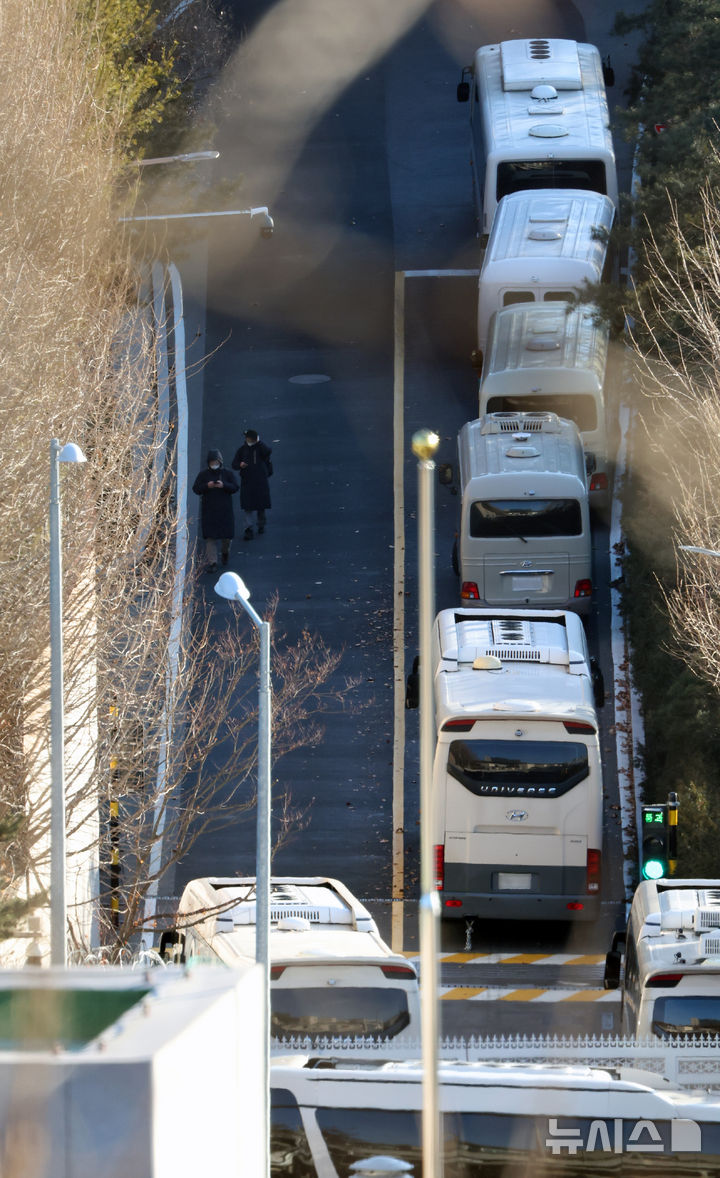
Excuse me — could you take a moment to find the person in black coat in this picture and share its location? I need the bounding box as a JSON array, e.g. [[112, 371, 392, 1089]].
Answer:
[[192, 449, 239, 571], [231, 429, 272, 541]]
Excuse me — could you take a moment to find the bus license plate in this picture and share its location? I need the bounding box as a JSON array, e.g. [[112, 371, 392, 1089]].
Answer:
[[497, 873, 533, 890], [512, 575, 543, 592]]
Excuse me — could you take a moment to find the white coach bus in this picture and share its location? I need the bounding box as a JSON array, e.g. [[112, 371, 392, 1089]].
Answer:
[[605, 879, 720, 1040], [161, 876, 420, 1043], [475, 188, 615, 360], [408, 607, 604, 922], [457, 37, 618, 238], [479, 301, 612, 508], [271, 1054, 720, 1175], [454, 412, 593, 614]]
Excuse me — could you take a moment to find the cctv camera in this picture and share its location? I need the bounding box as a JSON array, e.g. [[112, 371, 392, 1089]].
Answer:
[[260, 224, 274, 239]]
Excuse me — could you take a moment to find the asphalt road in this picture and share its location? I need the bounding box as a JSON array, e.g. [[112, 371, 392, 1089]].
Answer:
[[172, 0, 646, 1036]]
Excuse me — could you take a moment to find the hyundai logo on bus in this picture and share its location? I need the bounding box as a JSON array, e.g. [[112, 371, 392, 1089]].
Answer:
[[546, 1118, 701, 1155], [506, 810, 528, 822]]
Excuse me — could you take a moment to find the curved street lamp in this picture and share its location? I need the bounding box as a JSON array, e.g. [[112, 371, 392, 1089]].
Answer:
[[214, 571, 271, 1178]]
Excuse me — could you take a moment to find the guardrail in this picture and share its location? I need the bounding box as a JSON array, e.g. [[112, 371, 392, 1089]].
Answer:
[[272, 1034, 720, 1089]]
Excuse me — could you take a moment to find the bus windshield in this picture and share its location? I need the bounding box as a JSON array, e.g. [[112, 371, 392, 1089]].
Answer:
[[470, 499, 583, 538], [447, 739, 590, 797], [497, 159, 608, 201], [271, 987, 410, 1041], [486, 394, 598, 433], [652, 995, 720, 1038]]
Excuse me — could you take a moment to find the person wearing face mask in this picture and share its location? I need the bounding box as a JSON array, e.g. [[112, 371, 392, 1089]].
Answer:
[[192, 449, 239, 572], [231, 428, 273, 541]]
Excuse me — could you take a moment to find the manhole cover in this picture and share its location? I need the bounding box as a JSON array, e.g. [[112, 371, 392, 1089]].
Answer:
[[288, 373, 331, 385]]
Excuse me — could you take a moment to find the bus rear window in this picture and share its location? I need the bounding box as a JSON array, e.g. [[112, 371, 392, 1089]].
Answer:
[[486, 395, 598, 433], [503, 290, 534, 306], [497, 159, 608, 201], [470, 498, 583, 538], [447, 738, 590, 797], [271, 987, 410, 1042], [651, 995, 720, 1038]]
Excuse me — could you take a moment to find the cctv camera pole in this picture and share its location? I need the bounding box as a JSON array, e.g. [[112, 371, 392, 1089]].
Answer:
[[413, 429, 444, 1178]]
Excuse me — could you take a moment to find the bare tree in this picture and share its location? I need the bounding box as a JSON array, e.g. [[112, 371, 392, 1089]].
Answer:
[[0, 0, 351, 960], [625, 184, 720, 684]]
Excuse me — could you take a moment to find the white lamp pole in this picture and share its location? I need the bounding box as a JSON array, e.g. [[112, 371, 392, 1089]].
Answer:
[[214, 571, 271, 1178], [678, 545, 720, 558], [412, 428, 444, 1178], [132, 151, 220, 166], [49, 439, 86, 967], [119, 206, 275, 238]]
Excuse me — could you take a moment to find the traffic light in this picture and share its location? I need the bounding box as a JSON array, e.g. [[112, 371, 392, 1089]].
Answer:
[[641, 804, 669, 880]]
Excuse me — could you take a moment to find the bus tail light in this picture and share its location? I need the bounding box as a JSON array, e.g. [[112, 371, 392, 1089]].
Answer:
[[445, 899, 463, 908], [586, 848, 601, 894], [434, 845, 445, 891], [380, 964, 417, 980], [564, 720, 597, 734], [270, 965, 286, 980], [590, 472, 608, 493], [441, 718, 475, 732], [574, 578, 592, 599], [647, 973, 683, 988], [461, 581, 480, 600]]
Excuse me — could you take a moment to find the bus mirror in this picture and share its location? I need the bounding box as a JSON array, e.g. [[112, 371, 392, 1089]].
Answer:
[[471, 348, 483, 371], [602, 56, 615, 87], [159, 929, 186, 964], [590, 657, 605, 708], [457, 66, 472, 103], [585, 451, 597, 476], [438, 463, 454, 487]]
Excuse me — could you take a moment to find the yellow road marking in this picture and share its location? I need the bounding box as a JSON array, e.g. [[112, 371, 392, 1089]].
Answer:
[[562, 954, 606, 966], [561, 989, 608, 1002], [500, 953, 552, 965], [499, 989, 547, 1001], [442, 987, 487, 1000], [437, 952, 490, 964]]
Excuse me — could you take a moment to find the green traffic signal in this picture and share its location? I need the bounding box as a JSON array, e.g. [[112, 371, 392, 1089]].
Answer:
[[642, 857, 666, 881], [641, 805, 669, 880]]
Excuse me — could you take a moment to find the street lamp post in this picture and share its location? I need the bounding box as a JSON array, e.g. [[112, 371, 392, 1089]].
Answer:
[[412, 428, 444, 1178], [214, 571, 271, 1178], [678, 545, 720, 558], [119, 205, 275, 238], [132, 151, 220, 167], [49, 439, 86, 968]]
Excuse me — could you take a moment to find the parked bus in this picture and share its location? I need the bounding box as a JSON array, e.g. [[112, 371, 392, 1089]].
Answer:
[[453, 411, 593, 613], [408, 607, 604, 921], [161, 876, 420, 1043], [271, 1054, 720, 1175], [605, 879, 720, 1040], [475, 188, 615, 360], [457, 37, 617, 238], [479, 301, 612, 508]]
